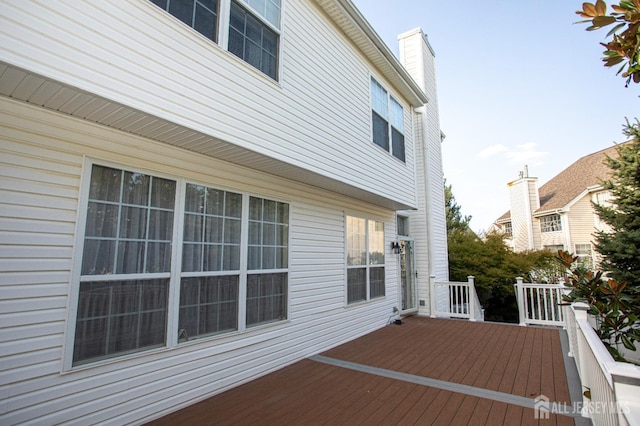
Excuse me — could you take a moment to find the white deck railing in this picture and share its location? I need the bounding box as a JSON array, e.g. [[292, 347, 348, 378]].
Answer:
[[510, 278, 640, 423], [430, 276, 484, 322], [513, 277, 567, 327], [564, 303, 640, 425]]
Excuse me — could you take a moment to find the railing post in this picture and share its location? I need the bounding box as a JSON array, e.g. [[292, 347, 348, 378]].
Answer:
[[429, 275, 436, 318], [468, 276, 476, 322], [515, 277, 526, 326]]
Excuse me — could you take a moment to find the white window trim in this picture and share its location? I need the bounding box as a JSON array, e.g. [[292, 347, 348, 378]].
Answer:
[[344, 214, 387, 306], [63, 158, 291, 371]]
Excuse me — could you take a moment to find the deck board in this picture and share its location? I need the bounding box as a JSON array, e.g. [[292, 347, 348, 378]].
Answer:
[[146, 317, 578, 425]]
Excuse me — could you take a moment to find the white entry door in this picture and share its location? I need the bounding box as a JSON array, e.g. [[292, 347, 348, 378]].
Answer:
[[400, 240, 417, 312]]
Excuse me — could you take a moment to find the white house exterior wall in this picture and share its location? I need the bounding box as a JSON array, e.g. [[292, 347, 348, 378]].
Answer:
[[0, 0, 418, 209], [0, 97, 402, 424]]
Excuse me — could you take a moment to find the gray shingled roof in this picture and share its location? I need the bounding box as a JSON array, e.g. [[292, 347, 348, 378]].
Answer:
[[535, 143, 623, 214], [495, 142, 628, 222]]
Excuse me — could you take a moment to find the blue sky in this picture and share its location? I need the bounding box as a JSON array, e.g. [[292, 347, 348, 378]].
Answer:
[[351, 0, 639, 232]]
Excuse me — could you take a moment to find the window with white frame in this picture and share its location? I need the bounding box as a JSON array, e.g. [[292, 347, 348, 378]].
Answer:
[[149, 0, 281, 80], [346, 216, 385, 304], [575, 244, 593, 269], [503, 222, 512, 238], [150, 0, 220, 42], [397, 215, 409, 237], [540, 214, 562, 232], [246, 196, 289, 326], [72, 163, 289, 366], [370, 78, 405, 162]]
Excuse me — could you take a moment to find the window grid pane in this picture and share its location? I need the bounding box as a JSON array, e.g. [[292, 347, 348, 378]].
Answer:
[[229, 1, 279, 80], [347, 268, 366, 304], [246, 0, 281, 28], [73, 279, 168, 364], [347, 216, 366, 266], [82, 165, 176, 276], [368, 221, 385, 265], [248, 196, 289, 271], [540, 214, 562, 232], [372, 112, 390, 151], [390, 98, 404, 132], [370, 78, 388, 117], [246, 272, 287, 326], [182, 184, 242, 273], [370, 266, 385, 299], [154, 0, 219, 42], [391, 128, 405, 162], [178, 276, 239, 340]]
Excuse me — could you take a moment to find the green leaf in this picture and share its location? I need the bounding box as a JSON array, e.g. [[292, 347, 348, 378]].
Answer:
[[593, 15, 618, 27], [622, 334, 637, 350], [606, 22, 627, 36]]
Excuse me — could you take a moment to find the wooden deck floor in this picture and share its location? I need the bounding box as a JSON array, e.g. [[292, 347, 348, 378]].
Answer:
[[147, 317, 578, 425]]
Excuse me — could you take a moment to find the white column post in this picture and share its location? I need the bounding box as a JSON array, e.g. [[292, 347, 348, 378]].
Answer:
[[429, 275, 436, 318], [515, 277, 526, 326], [468, 275, 476, 322]]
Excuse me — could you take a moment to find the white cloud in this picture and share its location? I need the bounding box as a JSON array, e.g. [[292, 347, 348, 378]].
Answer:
[[476, 142, 548, 166], [505, 143, 549, 165], [478, 144, 508, 159]]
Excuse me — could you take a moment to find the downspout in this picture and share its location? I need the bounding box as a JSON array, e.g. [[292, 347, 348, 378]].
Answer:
[[522, 179, 535, 250], [415, 105, 434, 280]]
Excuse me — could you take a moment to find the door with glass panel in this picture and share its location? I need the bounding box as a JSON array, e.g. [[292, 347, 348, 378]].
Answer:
[[400, 240, 417, 312]]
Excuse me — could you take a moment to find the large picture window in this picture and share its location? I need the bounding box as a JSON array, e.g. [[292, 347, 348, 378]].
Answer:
[[370, 78, 405, 162], [72, 163, 289, 366], [346, 216, 386, 304]]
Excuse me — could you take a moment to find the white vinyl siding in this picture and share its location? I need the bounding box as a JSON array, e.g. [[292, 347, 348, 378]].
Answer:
[[0, 98, 398, 424], [0, 0, 418, 209]]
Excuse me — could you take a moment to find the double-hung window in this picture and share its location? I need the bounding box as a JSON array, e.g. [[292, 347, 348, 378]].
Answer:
[[575, 244, 594, 269], [540, 214, 562, 233], [346, 216, 386, 304], [228, 0, 281, 80], [370, 77, 406, 162], [72, 163, 289, 366], [149, 0, 281, 80], [150, 0, 220, 42], [247, 197, 289, 326]]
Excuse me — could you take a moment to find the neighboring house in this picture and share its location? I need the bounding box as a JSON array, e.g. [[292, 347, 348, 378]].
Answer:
[[0, 1, 448, 423], [493, 144, 626, 269]]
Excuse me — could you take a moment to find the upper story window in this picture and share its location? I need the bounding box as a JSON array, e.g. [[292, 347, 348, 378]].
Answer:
[[575, 243, 594, 270], [346, 216, 386, 304], [150, 0, 281, 81], [229, 1, 280, 80], [503, 222, 513, 238], [151, 0, 220, 42], [540, 214, 562, 233], [371, 78, 405, 162], [72, 163, 289, 366], [397, 215, 409, 237]]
